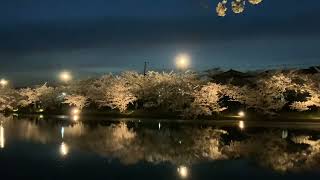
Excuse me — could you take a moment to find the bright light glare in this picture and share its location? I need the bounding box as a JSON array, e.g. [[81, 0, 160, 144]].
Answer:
[[72, 115, 80, 121], [60, 142, 69, 156], [238, 111, 245, 117], [0, 124, 4, 149], [72, 108, 80, 115], [0, 79, 8, 87], [61, 127, 64, 139], [71, 108, 80, 121], [177, 166, 189, 179], [239, 120, 245, 130], [175, 53, 191, 70], [282, 130, 288, 139], [59, 71, 72, 82]]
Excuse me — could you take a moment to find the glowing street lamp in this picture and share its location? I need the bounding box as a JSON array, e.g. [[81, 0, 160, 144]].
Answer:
[[72, 115, 80, 122], [175, 53, 191, 70], [59, 71, 72, 83], [71, 108, 80, 122], [177, 165, 189, 179], [238, 111, 245, 118], [71, 108, 80, 115], [0, 79, 8, 87]]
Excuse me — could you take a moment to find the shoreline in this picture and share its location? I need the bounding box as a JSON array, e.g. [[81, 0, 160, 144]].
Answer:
[[4, 112, 320, 124]]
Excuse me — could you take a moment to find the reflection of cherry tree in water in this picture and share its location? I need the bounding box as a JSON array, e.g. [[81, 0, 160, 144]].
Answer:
[[69, 125, 320, 172], [223, 132, 320, 172], [67, 123, 227, 165], [1, 117, 320, 172]]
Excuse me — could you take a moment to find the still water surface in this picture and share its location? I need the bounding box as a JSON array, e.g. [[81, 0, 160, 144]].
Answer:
[[0, 114, 320, 179]]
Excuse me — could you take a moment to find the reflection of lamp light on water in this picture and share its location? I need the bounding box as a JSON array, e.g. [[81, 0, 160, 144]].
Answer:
[[61, 127, 64, 139], [60, 142, 69, 156], [72, 115, 80, 122], [177, 165, 189, 179], [60, 128, 69, 156], [238, 121, 245, 130], [71, 108, 80, 122], [282, 130, 288, 139], [0, 123, 4, 149], [158, 122, 161, 130]]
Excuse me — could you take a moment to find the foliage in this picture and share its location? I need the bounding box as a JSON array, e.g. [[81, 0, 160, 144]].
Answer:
[[187, 83, 227, 118], [290, 74, 320, 111], [96, 74, 137, 112], [19, 83, 58, 109], [63, 94, 88, 109], [226, 72, 303, 114], [0, 87, 21, 111], [136, 71, 200, 111], [1, 69, 320, 116]]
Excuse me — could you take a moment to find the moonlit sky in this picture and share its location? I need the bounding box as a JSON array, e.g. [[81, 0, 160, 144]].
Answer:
[[1, 0, 320, 85]]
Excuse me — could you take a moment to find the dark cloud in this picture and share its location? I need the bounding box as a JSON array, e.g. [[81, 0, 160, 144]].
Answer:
[[0, 0, 320, 85]]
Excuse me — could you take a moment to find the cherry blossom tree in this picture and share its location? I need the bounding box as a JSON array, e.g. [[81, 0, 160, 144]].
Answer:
[[186, 83, 227, 118], [63, 94, 88, 109], [290, 73, 320, 111], [97, 75, 137, 112], [19, 83, 59, 109], [0, 87, 20, 111], [130, 71, 200, 112], [226, 72, 299, 114]]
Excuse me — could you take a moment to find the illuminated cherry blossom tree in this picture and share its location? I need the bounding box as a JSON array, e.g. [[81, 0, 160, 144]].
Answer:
[[187, 83, 227, 118], [19, 83, 59, 109], [0, 87, 20, 111], [97, 75, 137, 112], [63, 94, 88, 109], [290, 73, 320, 111], [226, 72, 299, 114]]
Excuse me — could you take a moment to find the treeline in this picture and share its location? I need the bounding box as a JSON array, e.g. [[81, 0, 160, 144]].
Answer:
[[0, 69, 319, 118]]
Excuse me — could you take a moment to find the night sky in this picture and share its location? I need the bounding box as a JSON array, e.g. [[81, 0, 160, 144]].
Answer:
[[1, 0, 320, 85]]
